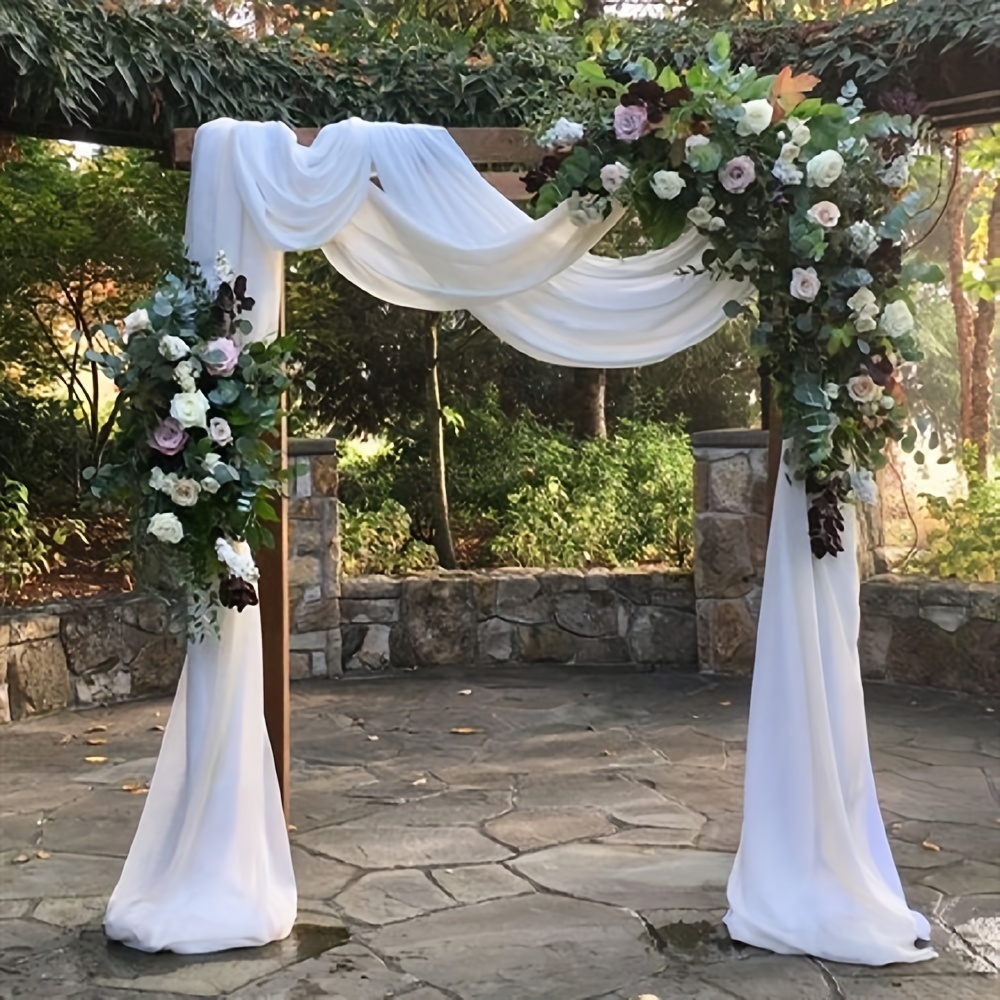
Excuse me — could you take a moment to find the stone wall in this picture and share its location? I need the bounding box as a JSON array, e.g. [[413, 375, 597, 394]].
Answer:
[[0, 595, 185, 723], [340, 569, 698, 672], [288, 438, 342, 681], [691, 429, 769, 675], [860, 575, 1000, 697]]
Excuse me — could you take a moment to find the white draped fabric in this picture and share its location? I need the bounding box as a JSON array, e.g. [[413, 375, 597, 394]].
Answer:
[[724, 471, 934, 965], [104, 606, 296, 953], [107, 117, 932, 965]]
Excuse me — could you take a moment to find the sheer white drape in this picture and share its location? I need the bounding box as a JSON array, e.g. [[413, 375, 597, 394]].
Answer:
[[108, 118, 932, 964]]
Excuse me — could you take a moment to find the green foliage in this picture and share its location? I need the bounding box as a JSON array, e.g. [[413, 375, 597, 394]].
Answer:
[[339, 401, 695, 572], [340, 499, 439, 575], [1, 1, 996, 147], [918, 465, 1000, 583], [0, 477, 86, 596]]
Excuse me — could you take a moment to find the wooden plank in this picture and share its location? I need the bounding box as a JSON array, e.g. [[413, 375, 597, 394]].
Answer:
[[172, 125, 541, 168], [258, 415, 290, 821]]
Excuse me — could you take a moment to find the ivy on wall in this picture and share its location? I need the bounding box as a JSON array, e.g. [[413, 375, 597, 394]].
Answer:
[[1, 0, 997, 151]]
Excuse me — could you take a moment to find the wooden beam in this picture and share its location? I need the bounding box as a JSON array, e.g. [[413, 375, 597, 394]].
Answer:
[[172, 125, 541, 169]]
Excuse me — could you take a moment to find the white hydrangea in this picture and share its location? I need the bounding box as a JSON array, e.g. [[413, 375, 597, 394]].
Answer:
[[879, 156, 910, 189], [541, 117, 585, 147], [849, 221, 879, 259], [215, 537, 260, 584]]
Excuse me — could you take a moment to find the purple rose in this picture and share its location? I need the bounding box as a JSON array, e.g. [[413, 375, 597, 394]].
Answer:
[[150, 417, 189, 456], [202, 337, 242, 377], [719, 156, 756, 194], [614, 104, 650, 143]]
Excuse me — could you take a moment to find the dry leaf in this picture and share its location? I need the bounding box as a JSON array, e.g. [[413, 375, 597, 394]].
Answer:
[[57, 734, 75, 745], [986, 707, 995, 714], [149, 724, 165, 733], [12, 854, 30, 865], [85, 738, 107, 746], [450, 727, 480, 735], [719, 700, 732, 707], [84, 756, 108, 764], [367, 734, 380, 742], [35, 850, 51, 860], [287, 823, 298, 833], [769, 66, 820, 120], [458, 689, 472, 696], [85, 724, 108, 734], [601, 749, 613, 757], [120, 780, 148, 794], [411, 777, 428, 786], [921, 839, 941, 852]]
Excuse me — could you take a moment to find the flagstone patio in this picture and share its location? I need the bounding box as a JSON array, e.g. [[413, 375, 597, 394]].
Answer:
[[1, 668, 997, 999]]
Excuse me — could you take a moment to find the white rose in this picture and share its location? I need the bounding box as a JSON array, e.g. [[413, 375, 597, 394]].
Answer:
[[599, 162, 630, 195], [856, 315, 878, 333], [201, 476, 221, 495], [736, 98, 774, 136], [880, 300, 915, 339], [686, 206, 713, 229], [708, 216, 726, 231], [203, 452, 223, 472], [685, 134, 710, 152], [169, 390, 211, 430], [158, 335, 191, 361], [149, 467, 168, 492], [208, 417, 233, 446], [650, 170, 685, 200], [790, 266, 821, 302], [847, 374, 882, 404], [790, 122, 811, 146], [215, 537, 260, 584], [847, 287, 878, 314], [168, 478, 201, 507], [148, 512, 184, 545], [173, 359, 197, 393], [807, 201, 841, 228], [849, 221, 879, 258], [541, 117, 585, 147], [806, 149, 845, 188], [123, 308, 150, 339]]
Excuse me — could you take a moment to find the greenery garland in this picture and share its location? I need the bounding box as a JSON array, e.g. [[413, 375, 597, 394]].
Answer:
[[1, 1, 997, 149], [531, 33, 943, 557]]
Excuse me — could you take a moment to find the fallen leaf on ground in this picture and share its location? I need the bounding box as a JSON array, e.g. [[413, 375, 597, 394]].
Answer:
[[57, 734, 75, 745], [450, 727, 480, 735], [85, 724, 108, 734], [12, 854, 30, 865], [84, 756, 108, 764], [921, 840, 941, 852], [35, 850, 51, 860], [149, 724, 165, 733], [85, 738, 107, 746], [458, 689, 472, 696], [719, 701, 732, 707], [601, 749, 613, 757], [287, 824, 297, 833], [986, 707, 995, 714], [412, 777, 428, 786], [121, 780, 148, 793], [367, 734, 380, 742]]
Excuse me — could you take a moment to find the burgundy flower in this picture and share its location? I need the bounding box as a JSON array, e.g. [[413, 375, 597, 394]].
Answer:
[[219, 576, 259, 612], [149, 417, 189, 456], [866, 354, 895, 387], [521, 153, 569, 194]]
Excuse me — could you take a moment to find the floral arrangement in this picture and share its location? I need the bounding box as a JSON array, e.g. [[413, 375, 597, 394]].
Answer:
[[85, 258, 293, 634], [526, 34, 938, 558]]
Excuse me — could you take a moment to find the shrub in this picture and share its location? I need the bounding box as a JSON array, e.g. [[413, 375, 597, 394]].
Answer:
[[918, 469, 1000, 583], [340, 499, 438, 576]]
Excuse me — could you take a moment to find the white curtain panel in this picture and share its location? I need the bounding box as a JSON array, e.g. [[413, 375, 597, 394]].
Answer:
[[107, 118, 931, 963]]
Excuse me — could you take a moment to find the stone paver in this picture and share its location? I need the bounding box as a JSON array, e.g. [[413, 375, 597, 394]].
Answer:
[[0, 667, 997, 999]]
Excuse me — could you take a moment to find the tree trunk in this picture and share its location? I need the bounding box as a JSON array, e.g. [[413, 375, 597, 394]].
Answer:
[[570, 368, 608, 440], [424, 315, 457, 569], [946, 139, 978, 444], [582, 0, 604, 18], [969, 178, 999, 474]]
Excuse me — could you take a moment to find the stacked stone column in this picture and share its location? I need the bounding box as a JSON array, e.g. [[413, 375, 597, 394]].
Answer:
[[288, 438, 342, 679], [691, 430, 769, 675]]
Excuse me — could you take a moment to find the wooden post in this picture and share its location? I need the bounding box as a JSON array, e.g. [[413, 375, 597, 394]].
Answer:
[[766, 396, 782, 529]]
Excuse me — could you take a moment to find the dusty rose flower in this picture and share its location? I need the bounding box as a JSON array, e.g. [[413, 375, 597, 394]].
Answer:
[[847, 374, 882, 404], [208, 417, 233, 446], [600, 162, 630, 195], [202, 337, 242, 377], [789, 267, 821, 302], [614, 104, 650, 143], [150, 417, 189, 456], [718, 156, 756, 194], [807, 200, 841, 228]]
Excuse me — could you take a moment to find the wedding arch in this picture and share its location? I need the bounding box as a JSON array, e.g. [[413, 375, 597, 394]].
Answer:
[[88, 31, 948, 967]]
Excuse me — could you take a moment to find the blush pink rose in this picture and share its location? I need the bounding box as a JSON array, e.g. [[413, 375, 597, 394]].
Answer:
[[202, 337, 242, 377], [614, 104, 650, 143], [150, 417, 189, 456], [718, 156, 756, 194]]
